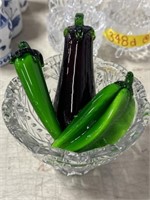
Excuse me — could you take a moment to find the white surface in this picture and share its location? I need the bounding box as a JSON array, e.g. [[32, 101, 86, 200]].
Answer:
[[0, 1, 150, 200]]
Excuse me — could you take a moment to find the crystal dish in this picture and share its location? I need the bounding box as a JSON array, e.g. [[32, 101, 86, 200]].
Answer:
[[103, 0, 150, 58], [2, 55, 150, 176], [48, 0, 103, 10]]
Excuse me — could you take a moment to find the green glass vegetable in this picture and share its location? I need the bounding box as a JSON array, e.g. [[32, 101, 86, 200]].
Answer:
[[52, 72, 136, 152], [52, 82, 123, 148], [65, 89, 131, 152], [95, 97, 136, 147], [10, 41, 61, 139], [54, 13, 96, 129]]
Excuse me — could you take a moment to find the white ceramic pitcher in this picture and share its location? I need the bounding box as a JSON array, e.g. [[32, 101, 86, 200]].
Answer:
[[0, 0, 13, 67], [3, 0, 23, 38]]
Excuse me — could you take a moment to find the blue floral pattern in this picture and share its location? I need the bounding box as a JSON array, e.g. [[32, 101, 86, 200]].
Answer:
[[0, 45, 6, 51], [12, 15, 21, 29], [20, 0, 27, 7], [4, 0, 12, 7], [0, 53, 11, 67], [0, 2, 12, 67], [3, 0, 22, 36], [0, 14, 7, 28], [0, 0, 23, 66]]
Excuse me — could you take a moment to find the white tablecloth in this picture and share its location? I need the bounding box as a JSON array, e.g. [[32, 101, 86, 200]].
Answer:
[[0, 1, 149, 200]]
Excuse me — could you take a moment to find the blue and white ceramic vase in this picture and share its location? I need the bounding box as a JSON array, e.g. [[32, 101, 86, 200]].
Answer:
[[4, 0, 23, 38], [19, 0, 28, 12], [0, 0, 12, 67]]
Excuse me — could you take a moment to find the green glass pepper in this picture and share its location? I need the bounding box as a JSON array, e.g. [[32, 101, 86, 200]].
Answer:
[[10, 41, 61, 139]]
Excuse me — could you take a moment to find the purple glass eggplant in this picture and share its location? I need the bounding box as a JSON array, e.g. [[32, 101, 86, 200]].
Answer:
[[54, 13, 96, 129]]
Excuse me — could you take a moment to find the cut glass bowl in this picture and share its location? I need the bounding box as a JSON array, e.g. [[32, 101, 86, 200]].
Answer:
[[2, 55, 150, 176]]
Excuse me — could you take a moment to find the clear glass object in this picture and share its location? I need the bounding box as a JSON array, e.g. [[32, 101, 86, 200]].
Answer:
[[47, 4, 106, 55], [103, 0, 150, 58], [48, 0, 103, 12], [2, 55, 150, 176]]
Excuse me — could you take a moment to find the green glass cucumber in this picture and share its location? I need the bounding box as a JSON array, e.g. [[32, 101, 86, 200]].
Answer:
[[52, 72, 135, 152], [52, 82, 123, 148], [64, 88, 131, 152], [52, 72, 134, 149], [96, 97, 136, 147]]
